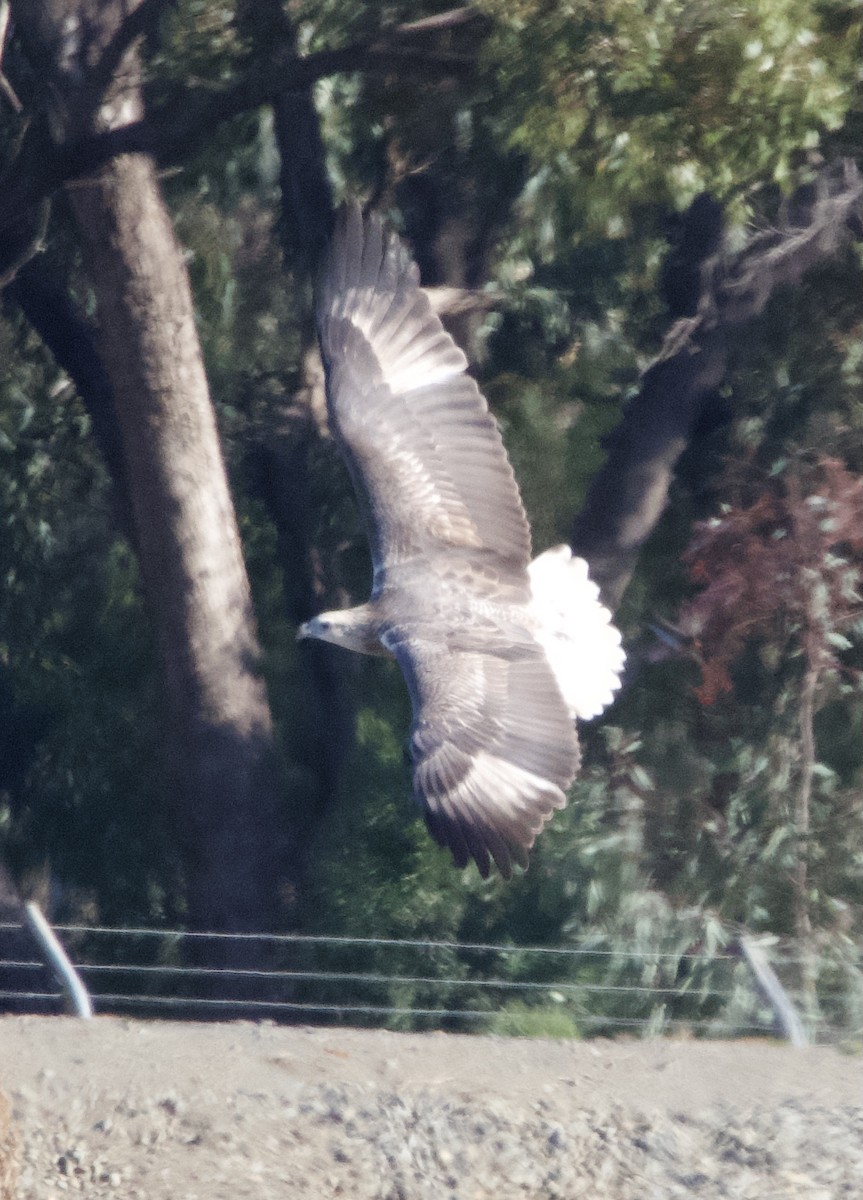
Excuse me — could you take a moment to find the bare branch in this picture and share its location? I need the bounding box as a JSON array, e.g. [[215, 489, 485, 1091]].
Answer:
[[0, 35, 475, 245], [712, 161, 863, 321], [572, 163, 863, 612], [87, 0, 176, 108], [8, 253, 134, 537], [144, 42, 473, 164], [0, 199, 50, 288], [0, 74, 20, 113], [0, 0, 22, 113], [425, 285, 500, 318], [397, 7, 488, 35]]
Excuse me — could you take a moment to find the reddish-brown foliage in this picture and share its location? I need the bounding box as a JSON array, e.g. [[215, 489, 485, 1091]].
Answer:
[[680, 458, 863, 705]]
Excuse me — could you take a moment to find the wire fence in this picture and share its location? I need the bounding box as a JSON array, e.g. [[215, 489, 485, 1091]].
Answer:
[[1, 919, 861, 1042]]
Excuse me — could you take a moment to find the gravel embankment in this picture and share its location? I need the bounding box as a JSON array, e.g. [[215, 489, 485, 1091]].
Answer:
[[1, 1017, 861, 1198]]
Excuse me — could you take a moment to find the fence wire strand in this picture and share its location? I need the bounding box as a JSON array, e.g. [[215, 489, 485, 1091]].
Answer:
[[0, 922, 738, 960], [2, 920, 860, 1040]]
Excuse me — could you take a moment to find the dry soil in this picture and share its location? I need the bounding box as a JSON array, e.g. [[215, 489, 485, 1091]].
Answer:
[[0, 1016, 861, 1198]]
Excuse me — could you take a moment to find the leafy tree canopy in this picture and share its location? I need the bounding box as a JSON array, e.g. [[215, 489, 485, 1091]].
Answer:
[[1, 0, 863, 1032]]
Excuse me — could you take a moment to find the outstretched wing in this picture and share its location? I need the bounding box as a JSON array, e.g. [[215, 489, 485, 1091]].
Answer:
[[317, 203, 532, 593], [317, 204, 585, 877], [390, 633, 579, 879]]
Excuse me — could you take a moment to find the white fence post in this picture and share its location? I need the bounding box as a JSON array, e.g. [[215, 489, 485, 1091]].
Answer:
[[23, 903, 93, 1019], [738, 935, 807, 1046]]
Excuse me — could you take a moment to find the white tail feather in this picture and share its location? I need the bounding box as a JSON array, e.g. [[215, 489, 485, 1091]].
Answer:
[[528, 545, 625, 721]]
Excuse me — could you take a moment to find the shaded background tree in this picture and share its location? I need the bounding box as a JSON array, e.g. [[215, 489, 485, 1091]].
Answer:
[[0, 0, 862, 1028]]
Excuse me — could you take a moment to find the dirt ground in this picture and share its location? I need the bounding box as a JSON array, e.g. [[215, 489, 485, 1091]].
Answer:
[[0, 1016, 861, 1198]]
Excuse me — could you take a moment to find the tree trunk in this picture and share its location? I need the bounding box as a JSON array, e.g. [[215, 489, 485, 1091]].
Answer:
[[234, 0, 358, 884], [70, 152, 285, 942], [13, 0, 286, 955]]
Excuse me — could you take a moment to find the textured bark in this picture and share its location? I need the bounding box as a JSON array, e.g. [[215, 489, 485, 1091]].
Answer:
[[69, 153, 285, 942], [570, 323, 729, 613], [13, 0, 286, 953]]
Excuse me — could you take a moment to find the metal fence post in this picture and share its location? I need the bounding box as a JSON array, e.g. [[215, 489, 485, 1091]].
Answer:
[[738, 935, 807, 1046], [23, 903, 93, 1019]]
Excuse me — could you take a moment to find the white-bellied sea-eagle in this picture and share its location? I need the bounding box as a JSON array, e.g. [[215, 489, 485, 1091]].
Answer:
[[299, 203, 624, 878]]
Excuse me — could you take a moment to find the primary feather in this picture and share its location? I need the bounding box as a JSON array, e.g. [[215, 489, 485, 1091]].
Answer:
[[303, 202, 624, 878]]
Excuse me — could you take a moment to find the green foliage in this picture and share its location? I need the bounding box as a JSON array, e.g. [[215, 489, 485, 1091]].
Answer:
[[3, 0, 863, 1035], [481, 0, 862, 219], [489, 1001, 581, 1039], [0, 313, 175, 923]]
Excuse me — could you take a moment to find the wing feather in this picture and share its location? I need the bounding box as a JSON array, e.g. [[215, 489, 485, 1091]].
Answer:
[[317, 204, 532, 588], [315, 204, 593, 877], [393, 636, 579, 878]]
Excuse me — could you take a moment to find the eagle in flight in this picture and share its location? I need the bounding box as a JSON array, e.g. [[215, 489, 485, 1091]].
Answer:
[[299, 203, 624, 878]]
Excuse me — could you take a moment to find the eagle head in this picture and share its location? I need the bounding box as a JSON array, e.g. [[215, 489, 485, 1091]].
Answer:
[[297, 607, 385, 655]]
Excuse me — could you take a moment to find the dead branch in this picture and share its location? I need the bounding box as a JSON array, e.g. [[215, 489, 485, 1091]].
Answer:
[[572, 162, 863, 612], [0, 0, 21, 113], [0, 12, 482, 252]]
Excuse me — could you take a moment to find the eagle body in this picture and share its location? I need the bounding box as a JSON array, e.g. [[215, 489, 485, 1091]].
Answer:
[[301, 204, 624, 878]]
